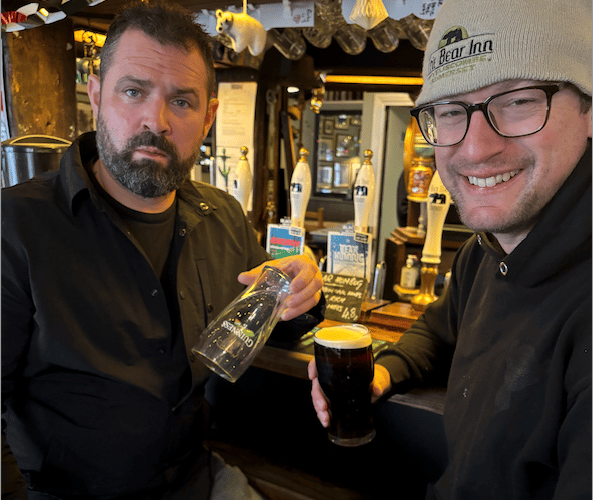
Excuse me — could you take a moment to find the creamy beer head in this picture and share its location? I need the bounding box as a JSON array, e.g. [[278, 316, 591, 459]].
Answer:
[[314, 325, 371, 349]]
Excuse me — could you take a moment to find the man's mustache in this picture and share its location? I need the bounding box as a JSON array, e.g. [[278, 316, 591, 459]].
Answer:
[[125, 131, 178, 158]]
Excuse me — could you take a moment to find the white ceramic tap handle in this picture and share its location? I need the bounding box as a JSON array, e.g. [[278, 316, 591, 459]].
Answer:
[[421, 171, 451, 265], [231, 146, 252, 215], [290, 148, 312, 228], [353, 149, 375, 233]]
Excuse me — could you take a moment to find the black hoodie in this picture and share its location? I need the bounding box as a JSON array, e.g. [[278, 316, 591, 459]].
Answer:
[[378, 142, 592, 499]]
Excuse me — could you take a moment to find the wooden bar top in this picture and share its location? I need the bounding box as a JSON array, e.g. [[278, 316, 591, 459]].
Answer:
[[366, 301, 423, 337]]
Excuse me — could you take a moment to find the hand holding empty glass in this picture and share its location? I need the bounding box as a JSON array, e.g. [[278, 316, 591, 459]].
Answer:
[[192, 266, 292, 383]]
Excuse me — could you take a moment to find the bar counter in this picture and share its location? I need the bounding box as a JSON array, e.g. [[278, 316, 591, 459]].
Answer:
[[253, 300, 446, 414], [252, 304, 414, 379], [206, 301, 448, 499]]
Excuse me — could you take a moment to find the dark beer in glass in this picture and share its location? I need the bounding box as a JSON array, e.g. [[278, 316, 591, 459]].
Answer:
[[314, 325, 375, 446]]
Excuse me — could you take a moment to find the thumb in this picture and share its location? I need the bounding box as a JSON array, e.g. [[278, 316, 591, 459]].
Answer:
[[237, 263, 265, 286], [371, 364, 392, 401]]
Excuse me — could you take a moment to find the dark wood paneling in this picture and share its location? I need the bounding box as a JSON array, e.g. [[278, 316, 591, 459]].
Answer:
[[4, 18, 78, 140]]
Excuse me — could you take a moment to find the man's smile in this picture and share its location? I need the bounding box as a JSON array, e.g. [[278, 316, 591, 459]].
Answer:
[[466, 170, 520, 188]]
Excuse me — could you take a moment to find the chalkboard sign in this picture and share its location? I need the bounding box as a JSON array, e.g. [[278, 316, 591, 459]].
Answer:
[[321, 272, 367, 322]]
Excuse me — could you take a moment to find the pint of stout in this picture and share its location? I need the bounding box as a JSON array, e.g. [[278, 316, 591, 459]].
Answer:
[[314, 324, 375, 447]]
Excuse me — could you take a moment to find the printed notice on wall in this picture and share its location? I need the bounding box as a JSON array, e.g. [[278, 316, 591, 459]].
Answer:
[[266, 224, 305, 259], [215, 82, 257, 204], [327, 231, 373, 284], [321, 272, 367, 322]]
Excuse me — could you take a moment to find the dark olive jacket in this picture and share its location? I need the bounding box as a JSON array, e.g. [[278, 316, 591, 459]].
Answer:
[[1, 132, 322, 499]]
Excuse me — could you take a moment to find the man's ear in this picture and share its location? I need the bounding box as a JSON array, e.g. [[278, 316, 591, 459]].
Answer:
[[87, 74, 101, 118], [203, 98, 219, 138]]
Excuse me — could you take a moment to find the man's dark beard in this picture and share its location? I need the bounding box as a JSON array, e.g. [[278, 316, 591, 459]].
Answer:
[[95, 118, 198, 198]]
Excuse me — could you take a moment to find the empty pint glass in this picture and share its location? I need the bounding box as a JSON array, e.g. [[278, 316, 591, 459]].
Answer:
[[192, 266, 292, 383], [314, 324, 376, 447]]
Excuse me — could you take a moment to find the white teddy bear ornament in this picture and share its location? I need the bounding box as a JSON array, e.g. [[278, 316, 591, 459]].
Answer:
[[215, 9, 267, 56]]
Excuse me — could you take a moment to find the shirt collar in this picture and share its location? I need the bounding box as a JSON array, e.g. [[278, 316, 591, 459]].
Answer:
[[60, 132, 100, 215]]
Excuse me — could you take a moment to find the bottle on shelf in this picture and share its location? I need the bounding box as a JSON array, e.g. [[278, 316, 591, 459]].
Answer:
[[400, 254, 420, 289]]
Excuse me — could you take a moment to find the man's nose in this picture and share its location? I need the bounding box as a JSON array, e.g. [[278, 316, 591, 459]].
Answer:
[[142, 100, 171, 135], [460, 109, 506, 159]]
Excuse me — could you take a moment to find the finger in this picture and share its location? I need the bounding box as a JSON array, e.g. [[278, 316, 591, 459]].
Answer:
[[370, 364, 392, 403], [282, 269, 323, 318], [308, 360, 330, 427], [237, 264, 264, 286], [239, 257, 322, 292], [287, 272, 323, 303], [311, 378, 330, 427], [288, 264, 323, 296], [281, 291, 322, 321], [268, 256, 321, 291]]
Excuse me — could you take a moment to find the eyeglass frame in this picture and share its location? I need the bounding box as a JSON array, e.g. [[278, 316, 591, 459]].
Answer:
[[410, 84, 565, 147]]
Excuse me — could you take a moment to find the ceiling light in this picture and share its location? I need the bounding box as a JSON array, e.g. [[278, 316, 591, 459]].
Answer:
[[325, 75, 423, 86], [287, 86, 300, 93]]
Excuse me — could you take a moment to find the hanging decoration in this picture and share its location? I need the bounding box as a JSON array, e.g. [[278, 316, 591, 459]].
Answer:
[[215, 0, 267, 56], [2, 0, 441, 61], [1, 0, 106, 32], [348, 0, 388, 31]]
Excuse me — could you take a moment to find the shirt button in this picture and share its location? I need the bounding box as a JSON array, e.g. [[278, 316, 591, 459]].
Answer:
[[159, 348, 166, 354], [151, 289, 158, 296], [199, 202, 209, 211], [499, 262, 508, 276], [207, 303, 214, 313], [189, 353, 196, 362], [179, 290, 186, 299], [477, 234, 482, 245], [178, 228, 187, 237]]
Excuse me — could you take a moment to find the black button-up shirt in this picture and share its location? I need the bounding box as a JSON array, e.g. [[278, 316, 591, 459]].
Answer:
[[1, 133, 320, 498]]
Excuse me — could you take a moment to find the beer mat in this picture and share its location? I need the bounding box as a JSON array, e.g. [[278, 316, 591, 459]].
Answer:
[[267, 327, 396, 356], [387, 387, 447, 415]]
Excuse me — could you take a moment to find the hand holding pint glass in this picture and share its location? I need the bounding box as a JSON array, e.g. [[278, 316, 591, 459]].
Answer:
[[192, 266, 292, 383], [313, 325, 376, 446]]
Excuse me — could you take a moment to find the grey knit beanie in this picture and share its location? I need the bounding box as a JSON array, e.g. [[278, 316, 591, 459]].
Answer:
[[416, 0, 592, 105]]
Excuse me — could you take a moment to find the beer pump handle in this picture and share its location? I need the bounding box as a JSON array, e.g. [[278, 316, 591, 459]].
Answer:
[[290, 148, 312, 228], [354, 150, 375, 234], [231, 146, 252, 216], [421, 171, 451, 265]]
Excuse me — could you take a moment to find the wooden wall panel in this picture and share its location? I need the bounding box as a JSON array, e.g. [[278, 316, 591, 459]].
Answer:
[[3, 19, 77, 141]]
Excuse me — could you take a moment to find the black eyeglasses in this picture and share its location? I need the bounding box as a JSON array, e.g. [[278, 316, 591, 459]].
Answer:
[[410, 84, 564, 147]]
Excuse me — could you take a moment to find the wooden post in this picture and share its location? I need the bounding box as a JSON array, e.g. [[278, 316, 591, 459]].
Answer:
[[3, 18, 77, 140], [251, 82, 268, 235]]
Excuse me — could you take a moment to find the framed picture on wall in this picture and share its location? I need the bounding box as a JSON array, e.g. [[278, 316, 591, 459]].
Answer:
[[335, 133, 353, 157], [312, 106, 364, 197], [335, 114, 350, 129], [318, 136, 334, 161]]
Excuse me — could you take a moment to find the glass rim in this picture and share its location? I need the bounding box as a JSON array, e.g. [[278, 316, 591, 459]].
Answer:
[[261, 265, 292, 284]]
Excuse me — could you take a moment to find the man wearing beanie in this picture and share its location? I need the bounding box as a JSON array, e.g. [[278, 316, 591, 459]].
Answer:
[[310, 0, 591, 498]]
